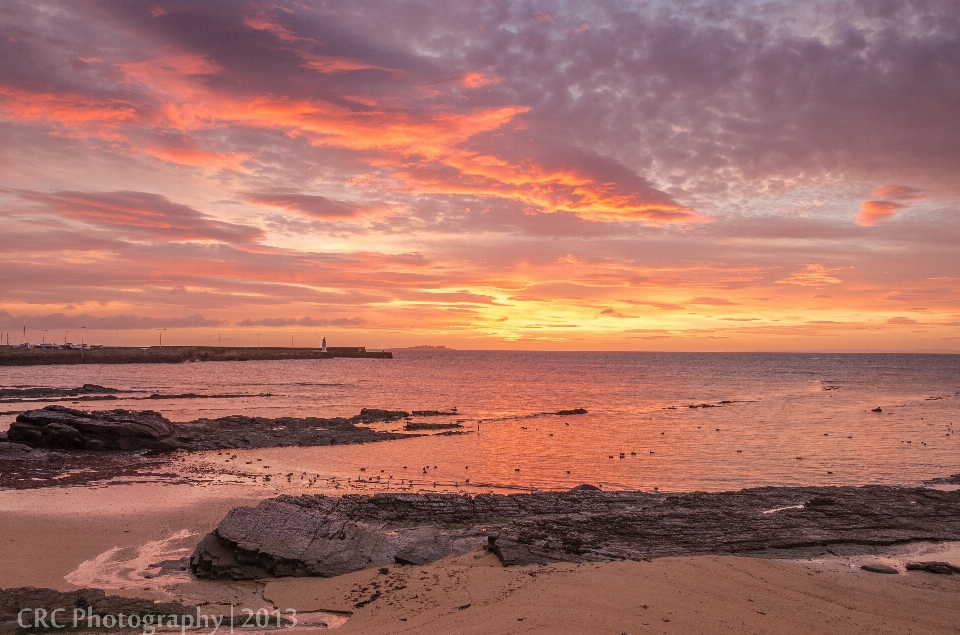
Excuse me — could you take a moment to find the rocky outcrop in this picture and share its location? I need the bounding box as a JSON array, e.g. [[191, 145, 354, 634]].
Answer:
[[8, 407, 178, 451], [404, 422, 463, 431], [906, 561, 960, 574], [927, 473, 960, 484], [0, 442, 52, 460], [7, 405, 412, 452], [0, 384, 118, 400], [191, 485, 960, 580]]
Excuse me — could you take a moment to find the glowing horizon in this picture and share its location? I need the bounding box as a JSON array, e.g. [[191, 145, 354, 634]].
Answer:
[[1, 1, 958, 351]]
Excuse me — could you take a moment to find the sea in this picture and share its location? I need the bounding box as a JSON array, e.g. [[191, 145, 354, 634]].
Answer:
[[1, 351, 958, 493]]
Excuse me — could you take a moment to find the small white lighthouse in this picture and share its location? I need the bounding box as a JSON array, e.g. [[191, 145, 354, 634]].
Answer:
[[321, 336, 327, 352]]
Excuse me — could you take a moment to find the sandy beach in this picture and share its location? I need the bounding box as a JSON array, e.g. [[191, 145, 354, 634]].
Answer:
[[2, 481, 959, 634], [267, 553, 960, 635]]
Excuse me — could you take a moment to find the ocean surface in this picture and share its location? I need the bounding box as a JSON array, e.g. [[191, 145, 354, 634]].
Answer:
[[1, 351, 958, 492]]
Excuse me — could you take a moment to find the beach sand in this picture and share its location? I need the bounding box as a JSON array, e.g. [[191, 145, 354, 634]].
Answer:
[[0, 483, 264, 591], [2, 483, 959, 634], [266, 552, 960, 634]]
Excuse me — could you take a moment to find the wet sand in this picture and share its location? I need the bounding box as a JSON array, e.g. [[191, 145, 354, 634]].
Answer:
[[0, 483, 265, 591]]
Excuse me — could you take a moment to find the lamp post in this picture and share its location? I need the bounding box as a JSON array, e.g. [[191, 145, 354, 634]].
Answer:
[[157, 328, 167, 347], [80, 326, 86, 347], [257, 333, 261, 350], [64, 331, 68, 346], [41, 329, 47, 345]]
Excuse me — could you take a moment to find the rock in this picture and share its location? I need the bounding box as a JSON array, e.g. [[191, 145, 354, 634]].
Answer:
[[192, 494, 489, 579], [0, 442, 51, 460], [411, 410, 457, 416], [872, 407, 882, 413], [7, 406, 415, 452], [0, 384, 118, 400], [404, 422, 463, 431], [569, 484, 601, 492], [191, 485, 960, 580], [861, 564, 899, 574], [556, 408, 588, 416], [351, 409, 410, 424], [8, 406, 177, 451], [926, 473, 960, 485], [905, 561, 960, 575]]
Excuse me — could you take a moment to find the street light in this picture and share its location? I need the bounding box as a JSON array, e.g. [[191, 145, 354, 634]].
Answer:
[[64, 331, 68, 346], [157, 328, 167, 347], [257, 333, 261, 350], [41, 329, 48, 345]]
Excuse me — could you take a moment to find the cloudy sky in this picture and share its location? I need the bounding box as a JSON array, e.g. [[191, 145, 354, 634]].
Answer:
[[1, 0, 958, 350]]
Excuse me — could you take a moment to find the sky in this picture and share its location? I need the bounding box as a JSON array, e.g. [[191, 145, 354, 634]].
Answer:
[[1, 0, 959, 351]]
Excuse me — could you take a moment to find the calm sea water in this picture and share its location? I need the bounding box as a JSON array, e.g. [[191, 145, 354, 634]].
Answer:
[[1, 351, 958, 492]]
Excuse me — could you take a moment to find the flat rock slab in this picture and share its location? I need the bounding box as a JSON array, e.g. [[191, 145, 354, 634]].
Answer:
[[191, 485, 960, 580], [7, 406, 412, 452]]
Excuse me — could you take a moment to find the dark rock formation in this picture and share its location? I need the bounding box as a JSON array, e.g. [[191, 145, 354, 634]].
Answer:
[[0, 450, 176, 490], [404, 422, 463, 431], [411, 410, 457, 416], [906, 561, 960, 574], [556, 408, 587, 415], [861, 564, 899, 574], [8, 405, 413, 452], [191, 485, 960, 580], [8, 407, 178, 451], [0, 384, 118, 400], [0, 442, 52, 460], [926, 473, 960, 485]]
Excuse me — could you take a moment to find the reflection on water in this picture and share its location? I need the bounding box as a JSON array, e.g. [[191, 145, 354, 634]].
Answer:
[[2, 351, 959, 491]]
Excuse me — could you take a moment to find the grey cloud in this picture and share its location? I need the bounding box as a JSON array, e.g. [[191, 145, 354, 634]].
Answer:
[[0, 311, 225, 330], [235, 316, 366, 327]]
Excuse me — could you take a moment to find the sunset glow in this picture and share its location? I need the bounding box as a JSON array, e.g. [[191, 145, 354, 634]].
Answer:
[[1, 1, 958, 350]]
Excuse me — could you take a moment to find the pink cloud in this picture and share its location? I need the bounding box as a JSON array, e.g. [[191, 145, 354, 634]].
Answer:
[[856, 200, 905, 226], [17, 190, 263, 243], [870, 185, 926, 200]]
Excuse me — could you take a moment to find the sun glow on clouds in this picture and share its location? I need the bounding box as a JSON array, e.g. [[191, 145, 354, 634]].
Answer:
[[0, 0, 958, 350]]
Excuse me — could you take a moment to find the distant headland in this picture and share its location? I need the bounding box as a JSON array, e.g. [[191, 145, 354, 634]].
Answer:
[[0, 345, 391, 366]]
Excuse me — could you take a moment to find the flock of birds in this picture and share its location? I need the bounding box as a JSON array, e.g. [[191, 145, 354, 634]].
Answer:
[[207, 397, 957, 494]]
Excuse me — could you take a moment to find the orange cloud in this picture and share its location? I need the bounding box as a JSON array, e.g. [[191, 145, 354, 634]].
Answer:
[[243, 15, 303, 42], [856, 200, 904, 226], [870, 185, 926, 200], [1, 44, 699, 225], [463, 72, 499, 89], [301, 54, 390, 73], [0, 84, 138, 128], [775, 264, 843, 286]]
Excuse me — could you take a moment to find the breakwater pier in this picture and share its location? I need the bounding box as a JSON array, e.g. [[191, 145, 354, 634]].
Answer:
[[0, 345, 391, 366]]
